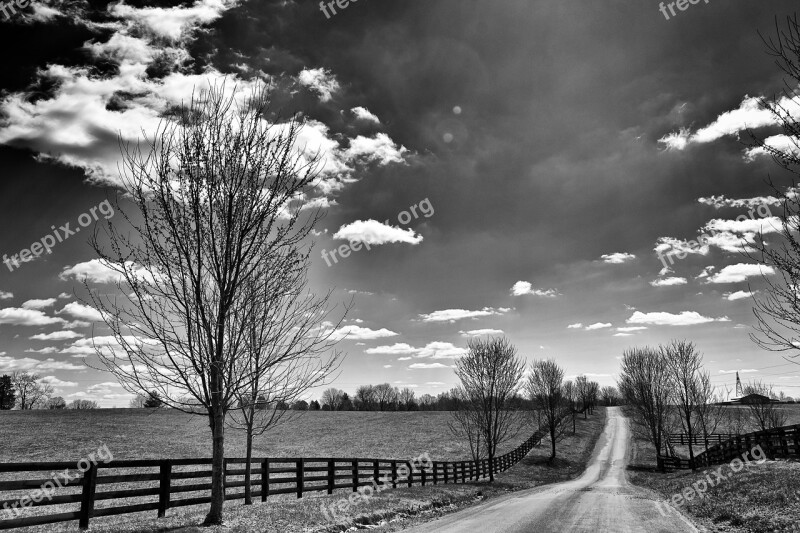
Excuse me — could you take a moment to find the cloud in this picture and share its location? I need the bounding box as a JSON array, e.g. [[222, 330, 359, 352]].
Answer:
[[0, 355, 84, 372], [39, 375, 78, 387], [108, 0, 236, 41], [616, 326, 647, 332], [567, 323, 583, 329], [724, 290, 755, 301], [329, 325, 398, 341], [459, 329, 504, 337], [351, 107, 381, 124], [0, 291, 12, 299], [409, 362, 450, 370], [745, 134, 800, 160], [366, 341, 466, 359], [57, 302, 104, 322], [659, 95, 793, 150], [333, 220, 423, 245], [718, 369, 758, 374], [650, 277, 688, 287], [21, 298, 57, 310], [418, 307, 510, 323], [585, 322, 612, 331], [60, 259, 155, 284], [600, 252, 636, 264], [510, 281, 559, 297], [30, 330, 84, 341], [298, 67, 341, 102], [344, 134, 408, 166], [654, 237, 708, 258], [614, 333, 633, 337], [627, 311, 729, 326], [706, 263, 775, 284], [0, 308, 65, 326], [698, 195, 785, 209]]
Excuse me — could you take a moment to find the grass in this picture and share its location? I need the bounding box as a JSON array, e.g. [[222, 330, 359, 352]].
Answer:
[[628, 431, 800, 533], [0, 408, 608, 532]]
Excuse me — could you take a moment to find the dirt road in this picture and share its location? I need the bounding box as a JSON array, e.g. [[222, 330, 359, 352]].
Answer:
[[404, 407, 698, 533]]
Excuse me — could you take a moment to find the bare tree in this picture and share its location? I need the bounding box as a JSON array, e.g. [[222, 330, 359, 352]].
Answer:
[[662, 340, 705, 469], [86, 82, 334, 525], [600, 386, 618, 406], [398, 387, 417, 411], [321, 388, 346, 411], [575, 375, 589, 418], [617, 347, 672, 464], [562, 380, 577, 433], [355, 385, 376, 411], [527, 359, 567, 460], [11, 372, 52, 410], [449, 337, 525, 481], [743, 381, 788, 430], [69, 400, 99, 409], [47, 397, 67, 410], [373, 383, 398, 411]]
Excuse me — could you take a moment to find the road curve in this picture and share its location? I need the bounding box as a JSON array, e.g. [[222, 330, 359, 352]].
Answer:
[[404, 407, 698, 533]]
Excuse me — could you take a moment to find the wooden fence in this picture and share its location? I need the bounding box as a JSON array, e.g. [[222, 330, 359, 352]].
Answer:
[[658, 423, 800, 470], [0, 421, 555, 530], [667, 433, 737, 446]]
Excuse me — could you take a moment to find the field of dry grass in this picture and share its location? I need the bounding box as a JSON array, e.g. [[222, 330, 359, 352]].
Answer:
[[0, 408, 608, 532]]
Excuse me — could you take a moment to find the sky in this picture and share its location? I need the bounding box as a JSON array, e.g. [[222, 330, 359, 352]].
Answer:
[[1, 0, 800, 407]]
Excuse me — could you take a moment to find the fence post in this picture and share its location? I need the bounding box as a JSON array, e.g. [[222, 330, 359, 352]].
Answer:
[[327, 460, 335, 494], [296, 460, 304, 499], [78, 462, 98, 530], [391, 461, 397, 489], [407, 461, 413, 487], [373, 460, 380, 487], [352, 461, 359, 492], [261, 459, 269, 502], [444, 462, 449, 484], [158, 459, 171, 518]]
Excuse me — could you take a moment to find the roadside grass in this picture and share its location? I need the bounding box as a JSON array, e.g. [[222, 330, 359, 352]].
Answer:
[[628, 435, 800, 533], [0, 408, 608, 532]]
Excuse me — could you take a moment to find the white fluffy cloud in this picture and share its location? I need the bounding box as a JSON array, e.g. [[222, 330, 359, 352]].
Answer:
[[706, 263, 775, 284], [329, 325, 398, 341], [724, 290, 755, 301], [409, 362, 450, 370], [30, 330, 84, 341], [627, 311, 729, 326], [459, 329, 504, 337], [298, 68, 341, 102], [418, 307, 511, 323], [0, 291, 13, 299], [351, 107, 381, 124], [0, 308, 65, 326], [21, 298, 57, 310], [510, 281, 559, 297], [0, 355, 83, 372], [567, 323, 583, 329], [650, 277, 688, 287], [345, 133, 408, 166], [659, 95, 796, 150], [333, 220, 423, 245], [600, 252, 636, 264], [584, 322, 612, 331], [57, 302, 104, 322], [366, 341, 466, 359]]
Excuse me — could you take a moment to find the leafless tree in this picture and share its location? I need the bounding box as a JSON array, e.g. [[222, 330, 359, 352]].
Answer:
[[86, 82, 337, 525], [47, 397, 67, 410], [587, 381, 600, 414], [600, 386, 618, 406], [745, 16, 800, 367], [743, 381, 788, 430], [355, 385, 376, 411], [617, 347, 672, 464], [575, 375, 589, 418], [11, 372, 52, 410], [449, 337, 525, 481], [662, 340, 706, 469], [228, 251, 344, 504], [69, 399, 99, 409], [527, 359, 567, 460], [321, 388, 346, 411], [398, 387, 417, 410], [373, 383, 398, 411], [562, 380, 577, 433]]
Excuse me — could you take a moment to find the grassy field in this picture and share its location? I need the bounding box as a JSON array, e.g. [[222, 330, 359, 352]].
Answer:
[[628, 427, 800, 533], [0, 408, 608, 532]]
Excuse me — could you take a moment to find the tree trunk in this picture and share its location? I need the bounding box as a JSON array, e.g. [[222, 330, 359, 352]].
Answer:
[[244, 427, 253, 504], [572, 409, 576, 434]]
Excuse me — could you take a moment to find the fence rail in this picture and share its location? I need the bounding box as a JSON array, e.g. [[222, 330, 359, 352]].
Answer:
[[667, 433, 737, 446], [658, 423, 800, 470], [0, 417, 563, 531]]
